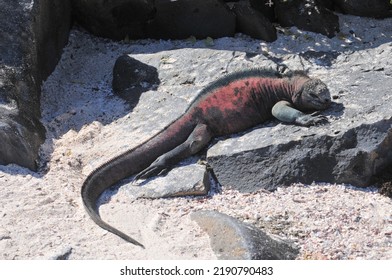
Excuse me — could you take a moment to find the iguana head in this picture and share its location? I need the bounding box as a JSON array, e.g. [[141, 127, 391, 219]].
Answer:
[[294, 79, 331, 111]]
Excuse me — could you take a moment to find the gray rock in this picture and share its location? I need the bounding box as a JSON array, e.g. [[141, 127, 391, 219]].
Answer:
[[46, 246, 73, 260], [144, 0, 236, 39], [231, 1, 277, 42], [124, 159, 211, 199], [299, 51, 339, 67], [191, 210, 299, 260], [71, 0, 156, 40], [0, 113, 44, 170], [207, 44, 392, 192], [374, 165, 392, 198], [275, 0, 340, 38], [112, 55, 160, 103], [0, 0, 71, 169], [333, 0, 392, 18]]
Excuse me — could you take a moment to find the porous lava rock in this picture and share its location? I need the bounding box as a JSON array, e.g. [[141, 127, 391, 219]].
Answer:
[[275, 0, 340, 38], [144, 0, 236, 39], [112, 55, 160, 104], [231, 0, 277, 42], [333, 0, 392, 18], [71, 0, 156, 40]]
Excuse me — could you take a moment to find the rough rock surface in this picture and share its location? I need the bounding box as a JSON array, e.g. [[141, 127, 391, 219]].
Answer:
[[112, 54, 160, 103], [0, 0, 71, 169], [71, 0, 349, 41], [191, 210, 299, 259], [231, 0, 277, 42], [144, 0, 236, 39], [317, 0, 335, 11], [374, 165, 392, 198], [275, 0, 340, 38], [124, 159, 211, 199], [72, 0, 236, 40], [71, 0, 156, 40], [249, 0, 275, 21], [333, 0, 392, 18]]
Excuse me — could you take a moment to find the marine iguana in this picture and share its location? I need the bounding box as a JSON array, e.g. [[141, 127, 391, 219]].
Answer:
[[81, 68, 331, 248]]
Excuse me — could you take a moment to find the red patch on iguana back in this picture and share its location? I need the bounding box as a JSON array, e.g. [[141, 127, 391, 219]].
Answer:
[[189, 77, 294, 135]]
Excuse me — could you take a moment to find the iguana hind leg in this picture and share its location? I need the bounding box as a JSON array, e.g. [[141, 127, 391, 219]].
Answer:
[[134, 123, 212, 181]]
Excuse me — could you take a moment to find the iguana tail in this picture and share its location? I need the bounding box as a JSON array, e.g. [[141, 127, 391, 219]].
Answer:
[[81, 114, 196, 247]]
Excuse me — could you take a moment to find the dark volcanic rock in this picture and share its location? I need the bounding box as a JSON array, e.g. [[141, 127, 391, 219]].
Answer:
[[112, 55, 160, 103], [34, 0, 73, 81], [208, 118, 392, 192], [317, 0, 335, 11], [0, 113, 44, 170], [275, 0, 340, 38], [207, 44, 392, 193], [0, 0, 71, 169], [71, 0, 156, 40], [333, 0, 392, 18], [249, 0, 275, 21], [373, 165, 392, 198], [145, 0, 236, 39], [191, 210, 299, 260], [231, 1, 277, 42]]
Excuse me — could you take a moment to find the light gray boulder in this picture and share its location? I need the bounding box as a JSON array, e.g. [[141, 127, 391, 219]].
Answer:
[[191, 210, 299, 260]]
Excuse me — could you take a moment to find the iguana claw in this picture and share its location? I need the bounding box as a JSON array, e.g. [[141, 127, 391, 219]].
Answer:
[[310, 111, 321, 116], [296, 113, 328, 126], [133, 161, 169, 184]]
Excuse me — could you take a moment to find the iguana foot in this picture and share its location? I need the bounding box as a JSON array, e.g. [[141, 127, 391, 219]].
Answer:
[[132, 168, 168, 185], [296, 112, 328, 126], [133, 156, 169, 183], [134, 166, 169, 181]]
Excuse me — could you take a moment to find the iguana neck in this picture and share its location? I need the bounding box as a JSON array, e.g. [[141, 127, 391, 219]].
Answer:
[[289, 76, 310, 105], [253, 76, 309, 113]]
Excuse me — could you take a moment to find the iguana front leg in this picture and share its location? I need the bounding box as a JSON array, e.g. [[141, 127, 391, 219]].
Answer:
[[272, 101, 328, 126], [134, 123, 212, 181]]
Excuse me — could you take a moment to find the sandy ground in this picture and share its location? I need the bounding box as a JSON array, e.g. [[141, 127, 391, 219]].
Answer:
[[1, 14, 392, 260]]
